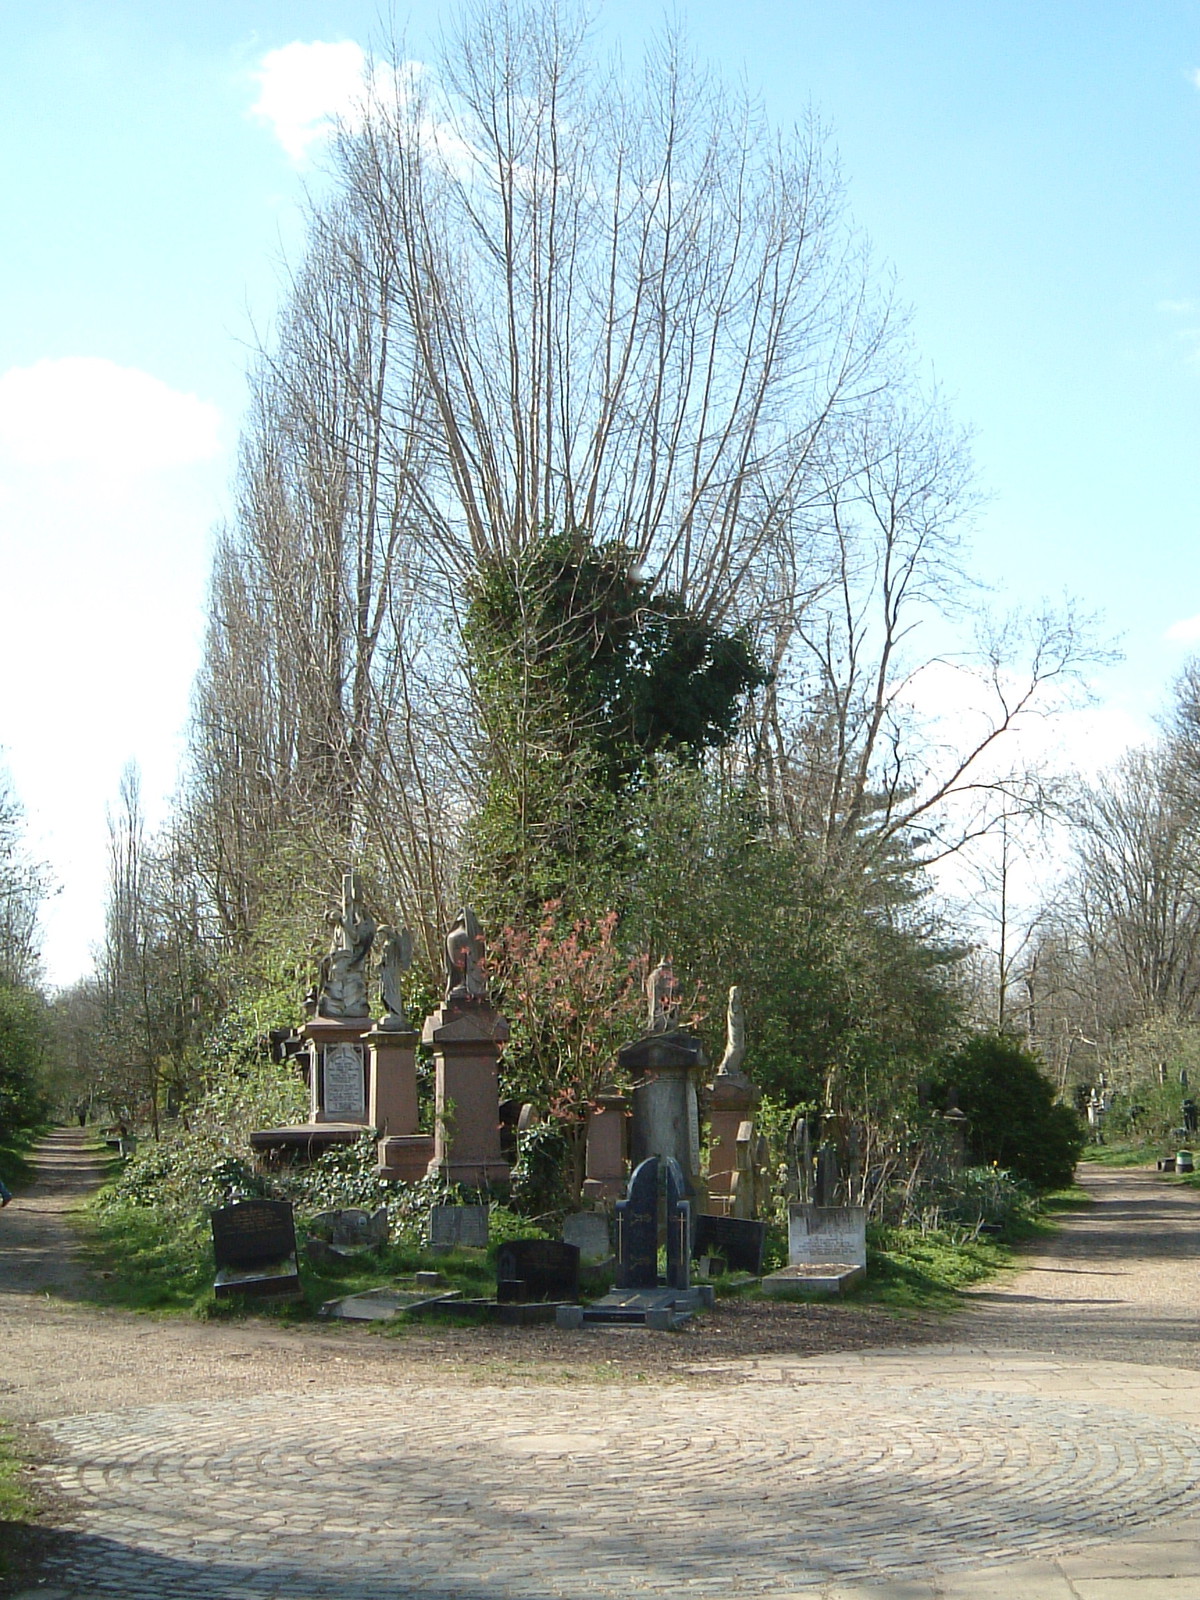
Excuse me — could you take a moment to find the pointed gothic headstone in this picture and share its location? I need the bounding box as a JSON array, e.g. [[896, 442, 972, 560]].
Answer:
[[615, 1157, 658, 1289]]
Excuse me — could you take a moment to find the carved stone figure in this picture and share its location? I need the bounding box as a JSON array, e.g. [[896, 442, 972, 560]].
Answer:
[[715, 984, 746, 1077], [317, 871, 376, 1019], [445, 908, 488, 1005], [646, 959, 680, 1035], [376, 924, 413, 1030]]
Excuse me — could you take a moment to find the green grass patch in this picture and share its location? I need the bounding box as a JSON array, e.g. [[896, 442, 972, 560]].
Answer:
[[0, 1422, 43, 1587], [1079, 1142, 1159, 1167], [76, 1193, 519, 1321], [858, 1186, 1091, 1313]]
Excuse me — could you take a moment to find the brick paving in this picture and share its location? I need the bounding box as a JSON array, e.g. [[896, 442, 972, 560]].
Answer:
[[6, 1136, 1200, 1598]]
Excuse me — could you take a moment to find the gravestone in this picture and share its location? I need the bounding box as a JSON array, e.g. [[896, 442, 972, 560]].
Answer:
[[692, 1213, 767, 1276], [428, 1203, 489, 1251], [322, 1041, 366, 1118], [814, 1142, 840, 1207], [495, 1240, 580, 1302], [211, 1199, 302, 1300], [308, 1206, 389, 1250], [664, 1157, 690, 1292], [787, 1203, 867, 1269], [615, 1157, 659, 1289], [561, 1212, 611, 1262]]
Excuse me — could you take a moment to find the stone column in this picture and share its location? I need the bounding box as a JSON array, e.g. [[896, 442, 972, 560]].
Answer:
[[581, 1085, 630, 1203], [705, 1066, 760, 1215], [423, 1002, 511, 1188], [619, 1029, 707, 1199], [303, 1017, 373, 1126]]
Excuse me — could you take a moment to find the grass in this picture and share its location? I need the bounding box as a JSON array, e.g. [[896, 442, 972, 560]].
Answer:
[[856, 1185, 1092, 1314], [0, 1122, 48, 1195], [0, 1423, 47, 1588], [75, 1193, 515, 1321], [1079, 1141, 1160, 1167]]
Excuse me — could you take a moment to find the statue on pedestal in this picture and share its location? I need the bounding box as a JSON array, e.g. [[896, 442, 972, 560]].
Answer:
[[715, 985, 750, 1082], [646, 959, 680, 1035], [316, 871, 376, 1019], [376, 925, 413, 1030], [445, 908, 488, 1005]]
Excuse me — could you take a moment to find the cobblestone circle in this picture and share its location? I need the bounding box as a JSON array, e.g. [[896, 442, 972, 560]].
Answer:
[[39, 1379, 1200, 1597]]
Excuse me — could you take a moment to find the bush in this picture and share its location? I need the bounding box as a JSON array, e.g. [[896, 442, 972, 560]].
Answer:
[[930, 1033, 1085, 1191]]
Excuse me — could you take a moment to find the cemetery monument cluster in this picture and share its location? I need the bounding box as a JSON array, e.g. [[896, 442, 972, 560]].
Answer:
[[232, 869, 867, 1320]]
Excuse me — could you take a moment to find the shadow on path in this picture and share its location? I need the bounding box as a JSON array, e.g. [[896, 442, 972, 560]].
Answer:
[[0, 1130, 107, 1298]]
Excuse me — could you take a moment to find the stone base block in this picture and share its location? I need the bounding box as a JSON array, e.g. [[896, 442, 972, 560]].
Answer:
[[761, 1262, 866, 1297], [377, 1134, 436, 1183]]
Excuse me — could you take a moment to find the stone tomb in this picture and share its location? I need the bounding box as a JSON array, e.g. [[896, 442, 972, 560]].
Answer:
[[761, 1202, 868, 1297], [211, 1199, 302, 1301], [566, 1156, 704, 1328], [495, 1240, 580, 1303]]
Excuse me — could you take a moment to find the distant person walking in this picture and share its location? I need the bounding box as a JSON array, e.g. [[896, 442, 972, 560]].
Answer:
[[0, 1178, 12, 1207]]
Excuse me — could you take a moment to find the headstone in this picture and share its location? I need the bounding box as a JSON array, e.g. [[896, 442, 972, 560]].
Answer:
[[561, 1212, 611, 1262], [428, 1203, 489, 1251], [692, 1213, 767, 1276], [615, 1157, 659, 1289], [211, 1199, 302, 1300], [495, 1240, 580, 1302], [308, 1206, 389, 1250], [787, 1203, 867, 1269], [323, 1042, 366, 1118], [664, 1157, 690, 1291]]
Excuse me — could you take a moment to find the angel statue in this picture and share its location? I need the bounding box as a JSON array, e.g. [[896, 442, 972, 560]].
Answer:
[[376, 924, 414, 1031], [715, 985, 747, 1078], [445, 908, 488, 1005], [316, 871, 376, 1019], [646, 958, 680, 1035]]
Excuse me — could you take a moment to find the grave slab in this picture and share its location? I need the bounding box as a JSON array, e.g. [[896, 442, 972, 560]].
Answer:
[[761, 1262, 866, 1297]]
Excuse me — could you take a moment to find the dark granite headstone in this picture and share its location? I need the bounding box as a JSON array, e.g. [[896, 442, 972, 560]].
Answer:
[[692, 1213, 767, 1276], [494, 1240, 580, 1302], [664, 1157, 690, 1291], [210, 1199, 301, 1300], [616, 1156, 659, 1289]]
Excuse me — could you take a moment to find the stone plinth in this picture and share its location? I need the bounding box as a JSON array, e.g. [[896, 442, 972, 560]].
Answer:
[[705, 1068, 760, 1213], [377, 1133, 436, 1183], [423, 1002, 510, 1188], [582, 1087, 629, 1203], [619, 1029, 706, 1197], [303, 1016, 373, 1125], [366, 1027, 419, 1135]]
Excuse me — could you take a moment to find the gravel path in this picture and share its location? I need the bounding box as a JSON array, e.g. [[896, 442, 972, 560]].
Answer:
[[4, 1134, 1200, 1598]]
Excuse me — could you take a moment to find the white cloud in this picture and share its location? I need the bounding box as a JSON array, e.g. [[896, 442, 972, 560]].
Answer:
[[250, 39, 372, 163], [1165, 613, 1200, 644], [0, 358, 220, 475], [249, 41, 477, 177], [1158, 298, 1197, 316]]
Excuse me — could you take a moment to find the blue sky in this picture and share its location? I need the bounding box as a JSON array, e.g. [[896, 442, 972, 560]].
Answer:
[[3, 1, 1200, 982]]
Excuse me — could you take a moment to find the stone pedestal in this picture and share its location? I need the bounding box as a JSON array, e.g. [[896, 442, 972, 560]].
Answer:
[[582, 1086, 629, 1203], [619, 1029, 707, 1198], [705, 1067, 760, 1214], [423, 1002, 510, 1188], [366, 1025, 436, 1181], [304, 1017, 373, 1125]]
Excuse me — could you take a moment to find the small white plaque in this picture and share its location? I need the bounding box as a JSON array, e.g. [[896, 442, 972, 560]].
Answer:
[[323, 1042, 366, 1118]]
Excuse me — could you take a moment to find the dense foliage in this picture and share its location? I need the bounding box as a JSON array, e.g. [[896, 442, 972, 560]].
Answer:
[[930, 1033, 1085, 1191]]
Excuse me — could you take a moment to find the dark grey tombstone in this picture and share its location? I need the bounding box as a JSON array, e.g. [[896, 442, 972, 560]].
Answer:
[[692, 1213, 767, 1276], [616, 1157, 659, 1289], [210, 1199, 301, 1300], [815, 1142, 840, 1207], [495, 1240, 580, 1302], [664, 1157, 690, 1292], [428, 1204, 489, 1251]]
